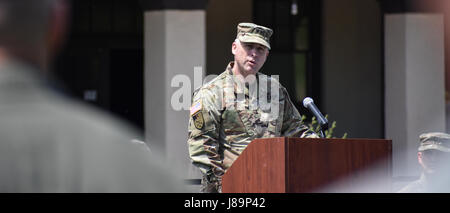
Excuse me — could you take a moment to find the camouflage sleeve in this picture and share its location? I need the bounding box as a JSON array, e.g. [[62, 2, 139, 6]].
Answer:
[[280, 88, 319, 138], [187, 88, 224, 190]]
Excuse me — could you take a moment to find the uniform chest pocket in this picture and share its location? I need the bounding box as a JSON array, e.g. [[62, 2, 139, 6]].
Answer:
[[242, 107, 283, 138], [238, 109, 277, 138], [221, 110, 247, 136]]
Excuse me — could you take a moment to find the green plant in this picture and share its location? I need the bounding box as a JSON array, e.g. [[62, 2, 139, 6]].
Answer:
[[301, 114, 347, 139]]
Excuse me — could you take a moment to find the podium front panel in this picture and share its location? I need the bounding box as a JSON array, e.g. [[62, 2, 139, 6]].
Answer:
[[222, 138, 392, 193]]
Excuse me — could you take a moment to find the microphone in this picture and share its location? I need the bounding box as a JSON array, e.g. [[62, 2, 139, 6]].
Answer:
[[303, 97, 328, 132]]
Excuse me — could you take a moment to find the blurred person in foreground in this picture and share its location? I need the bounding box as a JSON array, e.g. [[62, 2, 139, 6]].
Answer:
[[398, 132, 450, 193], [0, 0, 185, 192]]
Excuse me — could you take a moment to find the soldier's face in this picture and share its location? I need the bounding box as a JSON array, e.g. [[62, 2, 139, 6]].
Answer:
[[232, 40, 269, 76], [418, 150, 450, 175]]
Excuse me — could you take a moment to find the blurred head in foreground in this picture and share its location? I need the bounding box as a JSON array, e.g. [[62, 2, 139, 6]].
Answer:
[[0, 0, 67, 70]]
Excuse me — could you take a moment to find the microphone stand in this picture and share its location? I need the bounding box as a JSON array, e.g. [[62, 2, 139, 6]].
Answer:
[[319, 130, 325, 138], [319, 123, 328, 138]]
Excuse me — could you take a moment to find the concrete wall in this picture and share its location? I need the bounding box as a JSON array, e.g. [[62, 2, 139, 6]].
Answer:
[[144, 10, 206, 182], [322, 0, 383, 139]]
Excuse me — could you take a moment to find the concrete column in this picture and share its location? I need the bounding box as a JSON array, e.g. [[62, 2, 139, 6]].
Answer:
[[144, 10, 205, 182], [385, 14, 446, 177]]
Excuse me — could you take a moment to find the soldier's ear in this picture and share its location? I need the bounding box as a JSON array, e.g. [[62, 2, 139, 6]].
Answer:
[[47, 0, 69, 57], [231, 42, 237, 55], [418, 151, 424, 165]]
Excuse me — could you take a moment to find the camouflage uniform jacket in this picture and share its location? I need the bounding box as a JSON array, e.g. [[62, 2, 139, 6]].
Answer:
[[397, 173, 426, 193], [397, 173, 448, 193], [187, 62, 317, 192]]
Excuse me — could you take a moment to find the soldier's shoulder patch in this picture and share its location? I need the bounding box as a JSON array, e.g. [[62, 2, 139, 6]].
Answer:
[[192, 111, 204, 130], [190, 100, 202, 116]]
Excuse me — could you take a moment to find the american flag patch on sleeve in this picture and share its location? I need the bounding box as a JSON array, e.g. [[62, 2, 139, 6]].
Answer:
[[190, 101, 202, 116]]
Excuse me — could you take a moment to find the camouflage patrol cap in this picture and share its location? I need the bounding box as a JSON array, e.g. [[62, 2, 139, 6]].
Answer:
[[418, 132, 450, 152], [236, 23, 273, 50]]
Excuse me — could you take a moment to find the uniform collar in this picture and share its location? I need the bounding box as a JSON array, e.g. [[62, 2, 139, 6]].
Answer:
[[226, 62, 234, 75], [224, 61, 260, 87]]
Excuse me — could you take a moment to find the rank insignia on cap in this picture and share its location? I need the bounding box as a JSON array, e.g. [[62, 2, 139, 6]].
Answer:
[[192, 111, 204, 130]]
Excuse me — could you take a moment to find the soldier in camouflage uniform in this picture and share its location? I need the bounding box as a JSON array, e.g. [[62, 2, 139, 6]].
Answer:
[[398, 132, 450, 193], [188, 23, 318, 193]]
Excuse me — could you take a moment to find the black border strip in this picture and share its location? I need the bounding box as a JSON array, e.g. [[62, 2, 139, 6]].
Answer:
[[139, 0, 209, 11]]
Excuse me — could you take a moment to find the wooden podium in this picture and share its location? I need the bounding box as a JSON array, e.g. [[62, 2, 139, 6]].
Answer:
[[222, 137, 392, 193]]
